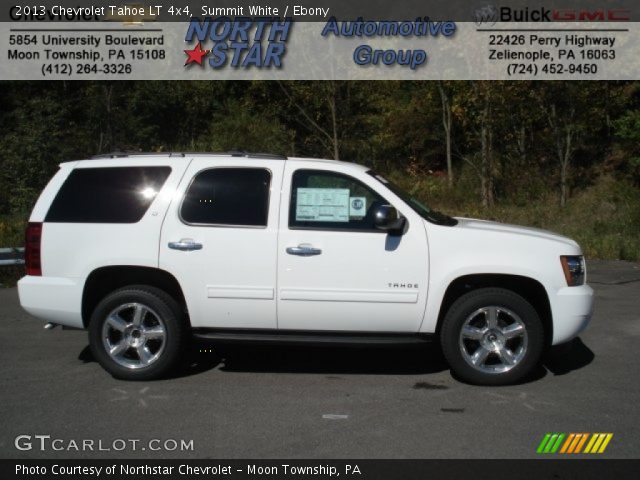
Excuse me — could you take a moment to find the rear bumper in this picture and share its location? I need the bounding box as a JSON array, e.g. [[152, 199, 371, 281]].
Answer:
[[17, 276, 84, 329], [549, 284, 594, 345]]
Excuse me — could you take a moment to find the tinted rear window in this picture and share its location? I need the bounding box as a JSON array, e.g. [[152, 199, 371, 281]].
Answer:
[[45, 167, 171, 223], [180, 168, 271, 226]]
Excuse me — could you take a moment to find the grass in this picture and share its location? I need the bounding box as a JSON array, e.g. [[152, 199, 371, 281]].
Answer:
[[0, 216, 26, 287], [0, 216, 26, 248], [0, 265, 22, 288], [388, 173, 640, 262]]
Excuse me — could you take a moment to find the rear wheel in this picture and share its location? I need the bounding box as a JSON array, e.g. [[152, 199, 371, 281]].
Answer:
[[440, 288, 544, 386], [89, 286, 185, 380]]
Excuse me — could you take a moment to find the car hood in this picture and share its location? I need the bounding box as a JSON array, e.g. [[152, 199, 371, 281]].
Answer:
[[453, 217, 579, 248]]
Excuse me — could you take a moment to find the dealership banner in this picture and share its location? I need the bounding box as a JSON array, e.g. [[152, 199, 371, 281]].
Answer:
[[1, 0, 639, 79]]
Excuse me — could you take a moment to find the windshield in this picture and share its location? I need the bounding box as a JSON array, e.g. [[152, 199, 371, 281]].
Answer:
[[367, 171, 458, 226]]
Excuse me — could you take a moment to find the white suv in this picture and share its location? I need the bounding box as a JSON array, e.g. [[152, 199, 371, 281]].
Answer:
[[18, 152, 594, 385]]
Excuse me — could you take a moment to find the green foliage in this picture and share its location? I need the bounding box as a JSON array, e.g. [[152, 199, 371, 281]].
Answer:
[[0, 85, 85, 215], [389, 173, 640, 261], [0, 216, 25, 286], [0, 216, 26, 247], [198, 98, 293, 153], [0, 80, 638, 261], [613, 109, 640, 182], [614, 109, 640, 140]]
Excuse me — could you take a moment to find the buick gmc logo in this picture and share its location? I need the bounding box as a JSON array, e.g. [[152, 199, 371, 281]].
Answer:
[[551, 9, 631, 21], [473, 5, 498, 26], [472, 4, 631, 23]]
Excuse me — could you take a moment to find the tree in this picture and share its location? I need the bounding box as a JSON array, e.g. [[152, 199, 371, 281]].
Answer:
[[437, 81, 454, 187], [545, 102, 575, 207], [537, 83, 610, 207], [455, 82, 498, 207], [613, 109, 640, 183], [277, 81, 341, 159]]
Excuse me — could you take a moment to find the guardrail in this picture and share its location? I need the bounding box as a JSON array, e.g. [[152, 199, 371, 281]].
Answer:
[[0, 247, 25, 266]]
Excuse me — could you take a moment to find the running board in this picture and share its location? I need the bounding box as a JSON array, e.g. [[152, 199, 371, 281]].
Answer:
[[191, 329, 434, 346]]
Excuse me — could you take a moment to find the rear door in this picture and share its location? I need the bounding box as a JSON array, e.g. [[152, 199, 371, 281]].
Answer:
[[160, 157, 284, 329]]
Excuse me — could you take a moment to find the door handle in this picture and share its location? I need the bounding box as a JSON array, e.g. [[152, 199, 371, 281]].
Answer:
[[168, 239, 203, 251], [286, 244, 322, 256]]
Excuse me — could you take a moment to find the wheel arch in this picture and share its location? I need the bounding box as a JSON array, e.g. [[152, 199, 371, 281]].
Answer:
[[82, 266, 188, 328], [435, 274, 553, 347]]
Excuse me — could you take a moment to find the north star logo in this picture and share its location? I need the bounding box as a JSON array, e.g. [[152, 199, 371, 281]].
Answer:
[[183, 17, 292, 69], [184, 42, 209, 66]]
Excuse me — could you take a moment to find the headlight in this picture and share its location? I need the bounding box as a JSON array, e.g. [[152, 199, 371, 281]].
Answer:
[[560, 255, 585, 286]]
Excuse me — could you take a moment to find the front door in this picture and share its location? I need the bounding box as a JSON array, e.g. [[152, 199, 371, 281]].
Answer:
[[276, 162, 429, 332]]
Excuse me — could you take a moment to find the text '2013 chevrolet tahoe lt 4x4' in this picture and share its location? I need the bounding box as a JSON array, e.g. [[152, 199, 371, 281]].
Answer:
[[18, 152, 594, 385]]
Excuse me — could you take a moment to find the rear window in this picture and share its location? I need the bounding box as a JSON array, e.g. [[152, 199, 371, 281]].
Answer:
[[45, 167, 171, 223], [180, 168, 271, 227]]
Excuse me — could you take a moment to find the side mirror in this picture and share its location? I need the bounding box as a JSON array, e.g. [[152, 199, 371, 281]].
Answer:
[[374, 205, 406, 235]]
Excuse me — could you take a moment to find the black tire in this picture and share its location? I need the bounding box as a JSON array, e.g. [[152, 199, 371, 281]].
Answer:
[[440, 288, 544, 386], [88, 285, 186, 381]]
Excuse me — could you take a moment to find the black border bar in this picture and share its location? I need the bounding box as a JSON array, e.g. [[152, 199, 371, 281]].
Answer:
[[2, 1, 640, 22], [4, 459, 640, 480]]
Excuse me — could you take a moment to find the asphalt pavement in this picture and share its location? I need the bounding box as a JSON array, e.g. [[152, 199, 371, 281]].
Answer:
[[0, 260, 639, 459]]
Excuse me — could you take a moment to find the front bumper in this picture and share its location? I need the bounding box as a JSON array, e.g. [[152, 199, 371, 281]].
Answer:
[[549, 284, 594, 345]]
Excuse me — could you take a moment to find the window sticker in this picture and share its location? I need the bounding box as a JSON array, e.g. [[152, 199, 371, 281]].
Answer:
[[296, 188, 350, 222], [349, 197, 366, 217]]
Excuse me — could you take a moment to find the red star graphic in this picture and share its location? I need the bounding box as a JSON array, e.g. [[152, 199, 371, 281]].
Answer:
[[184, 42, 209, 66]]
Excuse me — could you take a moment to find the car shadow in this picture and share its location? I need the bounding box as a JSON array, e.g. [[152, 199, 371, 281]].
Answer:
[[78, 345, 94, 363], [78, 344, 227, 379], [543, 337, 595, 376], [77, 337, 594, 382], [474, 337, 595, 386], [78, 343, 448, 378], [211, 343, 449, 376]]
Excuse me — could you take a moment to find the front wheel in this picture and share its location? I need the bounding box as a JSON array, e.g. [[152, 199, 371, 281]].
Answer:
[[89, 286, 185, 380], [440, 288, 544, 386]]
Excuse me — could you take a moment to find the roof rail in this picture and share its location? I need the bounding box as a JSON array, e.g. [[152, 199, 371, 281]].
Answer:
[[91, 151, 131, 159], [90, 151, 288, 160]]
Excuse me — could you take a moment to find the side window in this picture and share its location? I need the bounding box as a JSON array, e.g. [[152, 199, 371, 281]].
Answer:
[[289, 169, 389, 231], [181, 168, 271, 227], [45, 167, 171, 223]]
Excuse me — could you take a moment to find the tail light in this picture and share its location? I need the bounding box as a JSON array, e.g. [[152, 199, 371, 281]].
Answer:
[[25, 222, 42, 276]]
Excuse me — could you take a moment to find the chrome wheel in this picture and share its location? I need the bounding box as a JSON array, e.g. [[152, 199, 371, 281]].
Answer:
[[101, 302, 166, 370], [459, 306, 528, 374]]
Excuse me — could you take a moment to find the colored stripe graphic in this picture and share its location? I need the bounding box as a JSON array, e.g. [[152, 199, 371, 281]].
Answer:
[[574, 433, 589, 453], [550, 433, 565, 453], [539, 433, 613, 454], [567, 433, 582, 453], [584, 434, 599, 453], [559, 433, 575, 453], [544, 434, 558, 453], [537, 434, 552, 453], [584, 433, 614, 454], [598, 433, 614, 453], [537, 433, 566, 454]]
